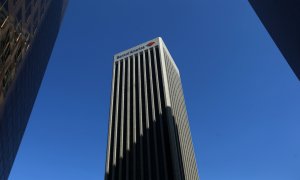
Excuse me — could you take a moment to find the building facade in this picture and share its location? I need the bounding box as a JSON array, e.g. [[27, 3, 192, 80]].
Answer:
[[0, 0, 67, 179], [105, 37, 199, 180], [249, 0, 300, 80]]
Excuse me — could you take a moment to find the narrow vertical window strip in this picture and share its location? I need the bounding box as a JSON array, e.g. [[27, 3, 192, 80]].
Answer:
[[154, 46, 171, 179], [118, 59, 126, 179], [141, 51, 148, 178], [122, 59, 129, 179], [138, 52, 144, 180], [143, 49, 152, 180], [151, 47, 165, 179], [135, 53, 141, 180], [148, 48, 160, 180], [112, 61, 121, 180], [126, 57, 131, 180], [115, 61, 123, 180], [132, 55, 137, 180], [105, 62, 117, 180]]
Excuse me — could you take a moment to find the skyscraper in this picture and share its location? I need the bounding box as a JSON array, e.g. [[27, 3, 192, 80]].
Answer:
[[249, 0, 300, 80], [0, 0, 67, 179], [105, 37, 199, 180]]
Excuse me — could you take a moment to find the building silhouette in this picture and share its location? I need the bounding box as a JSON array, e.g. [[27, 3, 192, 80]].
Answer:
[[249, 0, 300, 80], [0, 0, 67, 179], [105, 37, 199, 180]]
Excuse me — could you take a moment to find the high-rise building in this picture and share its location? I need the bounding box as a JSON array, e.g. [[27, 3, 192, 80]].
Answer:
[[249, 0, 300, 80], [105, 37, 199, 180], [0, 0, 67, 179]]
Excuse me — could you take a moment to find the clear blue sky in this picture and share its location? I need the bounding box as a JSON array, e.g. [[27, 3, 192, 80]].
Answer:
[[9, 1, 300, 179]]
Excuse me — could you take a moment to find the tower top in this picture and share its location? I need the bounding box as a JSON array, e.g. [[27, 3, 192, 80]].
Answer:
[[114, 37, 179, 75]]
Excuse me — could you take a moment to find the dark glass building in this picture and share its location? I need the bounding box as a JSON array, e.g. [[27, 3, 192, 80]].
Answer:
[[105, 37, 199, 180], [249, 0, 300, 80], [0, 0, 67, 179]]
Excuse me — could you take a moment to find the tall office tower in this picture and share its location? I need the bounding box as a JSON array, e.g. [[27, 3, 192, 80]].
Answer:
[[249, 0, 300, 80], [105, 37, 199, 180], [0, 0, 67, 179]]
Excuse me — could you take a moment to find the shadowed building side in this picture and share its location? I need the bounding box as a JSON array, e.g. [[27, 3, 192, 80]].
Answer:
[[248, 0, 300, 80], [0, 0, 68, 179], [105, 37, 199, 180]]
